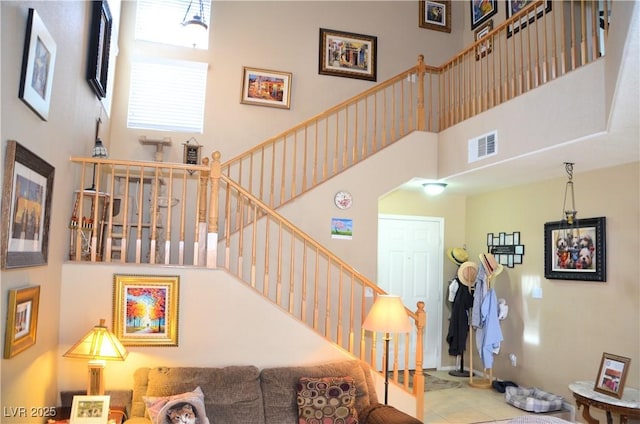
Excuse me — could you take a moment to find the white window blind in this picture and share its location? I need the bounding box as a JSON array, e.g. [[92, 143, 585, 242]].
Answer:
[[127, 58, 207, 133], [135, 0, 210, 49]]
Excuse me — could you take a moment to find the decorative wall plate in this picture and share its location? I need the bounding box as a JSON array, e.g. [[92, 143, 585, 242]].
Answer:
[[334, 191, 353, 209]]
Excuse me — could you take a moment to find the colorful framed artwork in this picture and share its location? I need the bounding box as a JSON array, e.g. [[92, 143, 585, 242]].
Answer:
[[506, 0, 552, 37], [1, 140, 55, 269], [470, 0, 498, 30], [87, 0, 112, 98], [240, 67, 292, 109], [475, 20, 493, 60], [3, 286, 40, 359], [319, 28, 377, 82], [113, 274, 180, 346], [69, 395, 110, 424], [19, 8, 57, 121], [419, 1, 451, 33], [544, 216, 606, 282], [594, 353, 630, 399]]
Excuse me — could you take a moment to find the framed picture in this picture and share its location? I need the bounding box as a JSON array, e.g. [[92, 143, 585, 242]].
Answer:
[[419, 1, 451, 33], [19, 8, 57, 121], [470, 0, 498, 30], [1, 140, 55, 269], [87, 0, 112, 98], [69, 395, 110, 424], [113, 274, 180, 346], [544, 216, 606, 282], [594, 353, 630, 399], [3, 286, 40, 359], [319, 28, 377, 82], [240, 67, 292, 109], [506, 0, 552, 37], [475, 20, 493, 60]]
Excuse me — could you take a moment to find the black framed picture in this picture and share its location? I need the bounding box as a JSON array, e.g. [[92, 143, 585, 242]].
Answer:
[[470, 0, 498, 30], [87, 0, 112, 98], [544, 216, 606, 282], [506, 0, 552, 37]]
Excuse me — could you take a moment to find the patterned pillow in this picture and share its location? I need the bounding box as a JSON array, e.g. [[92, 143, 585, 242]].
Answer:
[[143, 386, 210, 424], [297, 376, 359, 424]]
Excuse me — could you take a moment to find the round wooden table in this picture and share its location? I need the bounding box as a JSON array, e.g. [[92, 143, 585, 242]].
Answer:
[[569, 381, 640, 424]]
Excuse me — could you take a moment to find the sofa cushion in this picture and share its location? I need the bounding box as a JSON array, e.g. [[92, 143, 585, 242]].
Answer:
[[136, 366, 264, 424], [143, 386, 209, 424], [297, 376, 358, 424], [260, 359, 377, 424]]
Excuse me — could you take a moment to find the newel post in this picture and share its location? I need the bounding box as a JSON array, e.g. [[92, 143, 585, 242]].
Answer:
[[414, 301, 426, 420], [206, 151, 221, 268], [416, 55, 427, 131]]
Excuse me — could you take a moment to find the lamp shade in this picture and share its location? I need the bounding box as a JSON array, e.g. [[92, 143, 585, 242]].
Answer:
[[362, 295, 412, 334], [92, 138, 108, 159], [64, 319, 128, 361]]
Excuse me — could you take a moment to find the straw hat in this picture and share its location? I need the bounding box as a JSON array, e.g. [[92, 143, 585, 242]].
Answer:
[[457, 261, 478, 287], [447, 247, 469, 266], [479, 253, 503, 279]]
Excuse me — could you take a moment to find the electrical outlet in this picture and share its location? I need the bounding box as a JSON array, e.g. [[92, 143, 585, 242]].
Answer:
[[509, 353, 517, 367]]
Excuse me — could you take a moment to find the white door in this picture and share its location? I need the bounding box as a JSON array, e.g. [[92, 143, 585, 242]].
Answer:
[[378, 214, 443, 370]]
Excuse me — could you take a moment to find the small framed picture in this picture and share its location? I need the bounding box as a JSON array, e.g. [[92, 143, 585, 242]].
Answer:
[[594, 353, 630, 399], [474, 20, 493, 60], [87, 0, 113, 98], [240, 67, 292, 109], [419, 1, 451, 33], [470, 0, 497, 30], [70, 395, 110, 424], [318, 28, 377, 82], [3, 286, 40, 358]]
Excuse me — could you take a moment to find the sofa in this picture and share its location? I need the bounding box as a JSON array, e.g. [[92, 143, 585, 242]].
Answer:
[[124, 358, 422, 424]]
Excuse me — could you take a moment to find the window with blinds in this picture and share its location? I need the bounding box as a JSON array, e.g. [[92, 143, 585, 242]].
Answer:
[[135, 0, 211, 49]]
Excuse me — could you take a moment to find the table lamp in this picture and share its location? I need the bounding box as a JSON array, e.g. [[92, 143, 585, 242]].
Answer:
[[63, 319, 128, 395], [362, 295, 412, 404]]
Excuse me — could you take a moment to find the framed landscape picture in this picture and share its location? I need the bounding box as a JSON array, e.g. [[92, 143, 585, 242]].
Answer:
[[113, 274, 180, 346], [241, 67, 292, 109], [319, 28, 377, 82], [419, 1, 451, 33]]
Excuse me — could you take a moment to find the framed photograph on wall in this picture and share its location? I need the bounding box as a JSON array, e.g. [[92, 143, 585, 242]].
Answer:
[[543, 216, 606, 282], [87, 0, 112, 98], [113, 274, 180, 346], [319, 28, 377, 82], [19, 8, 57, 121], [419, 1, 451, 33], [594, 353, 630, 399], [1, 140, 55, 269], [3, 286, 40, 359], [475, 20, 493, 60], [69, 395, 110, 424], [470, 0, 498, 30], [240, 67, 292, 109], [506, 0, 552, 37]]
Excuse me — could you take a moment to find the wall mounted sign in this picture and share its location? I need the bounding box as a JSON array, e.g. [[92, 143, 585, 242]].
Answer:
[[183, 137, 202, 175], [487, 231, 524, 268]]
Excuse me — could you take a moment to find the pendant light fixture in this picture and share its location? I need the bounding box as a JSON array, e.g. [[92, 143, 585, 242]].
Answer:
[[182, 0, 208, 30]]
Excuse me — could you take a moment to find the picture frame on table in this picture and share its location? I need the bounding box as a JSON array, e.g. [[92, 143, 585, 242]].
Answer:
[[19, 8, 57, 121], [113, 274, 180, 346], [240, 67, 292, 109], [594, 353, 630, 399], [470, 0, 498, 30], [543, 216, 606, 282], [69, 395, 110, 424], [1, 140, 55, 270], [506, 0, 552, 37], [319, 28, 377, 82], [475, 20, 493, 60], [419, 1, 451, 33], [87, 0, 112, 98], [3, 286, 40, 359]]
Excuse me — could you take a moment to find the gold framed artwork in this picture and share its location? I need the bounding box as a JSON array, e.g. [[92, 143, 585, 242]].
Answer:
[[113, 274, 180, 346], [318, 28, 377, 82], [594, 353, 631, 399], [240, 67, 292, 109], [419, 1, 451, 33], [4, 285, 40, 358]]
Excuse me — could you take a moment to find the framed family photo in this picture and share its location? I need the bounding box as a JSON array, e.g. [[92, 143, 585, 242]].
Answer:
[[594, 353, 630, 399], [241, 67, 292, 109], [419, 1, 451, 33], [1, 140, 55, 270], [19, 8, 57, 121], [506, 0, 552, 37], [69, 395, 110, 424], [113, 274, 180, 346], [87, 0, 112, 98], [544, 216, 606, 282], [319, 28, 377, 82], [471, 0, 497, 30], [3, 286, 40, 359]]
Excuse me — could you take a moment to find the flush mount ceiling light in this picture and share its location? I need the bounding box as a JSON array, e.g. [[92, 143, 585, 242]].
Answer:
[[422, 182, 447, 195]]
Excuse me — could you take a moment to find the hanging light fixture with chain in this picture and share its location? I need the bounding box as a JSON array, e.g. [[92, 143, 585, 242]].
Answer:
[[562, 162, 577, 226], [182, 0, 208, 30]]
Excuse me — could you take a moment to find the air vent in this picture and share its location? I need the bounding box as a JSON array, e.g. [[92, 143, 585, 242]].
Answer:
[[468, 130, 497, 163]]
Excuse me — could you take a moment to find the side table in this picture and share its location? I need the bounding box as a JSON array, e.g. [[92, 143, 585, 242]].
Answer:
[[569, 381, 640, 424]]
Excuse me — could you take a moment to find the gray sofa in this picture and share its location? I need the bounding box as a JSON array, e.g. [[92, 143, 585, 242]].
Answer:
[[124, 359, 422, 424]]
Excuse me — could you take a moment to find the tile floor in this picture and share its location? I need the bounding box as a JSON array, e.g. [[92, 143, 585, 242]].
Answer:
[[422, 370, 575, 424]]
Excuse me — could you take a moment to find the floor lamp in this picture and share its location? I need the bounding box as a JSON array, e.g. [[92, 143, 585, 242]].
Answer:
[[362, 295, 412, 404]]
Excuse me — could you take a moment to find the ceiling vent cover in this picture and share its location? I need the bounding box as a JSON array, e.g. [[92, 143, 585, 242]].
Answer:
[[468, 130, 497, 163]]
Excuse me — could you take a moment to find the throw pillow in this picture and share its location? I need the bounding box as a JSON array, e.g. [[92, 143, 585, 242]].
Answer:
[[297, 376, 358, 424], [143, 386, 210, 424]]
